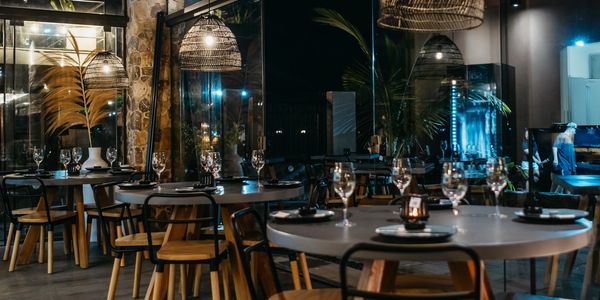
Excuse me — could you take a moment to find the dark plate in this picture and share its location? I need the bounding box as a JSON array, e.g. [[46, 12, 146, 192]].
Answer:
[[263, 180, 303, 188], [174, 186, 218, 193], [375, 224, 456, 243], [109, 169, 136, 175], [514, 208, 588, 224], [427, 199, 453, 210], [85, 167, 110, 172], [270, 209, 335, 223], [118, 182, 157, 190], [217, 176, 248, 183]]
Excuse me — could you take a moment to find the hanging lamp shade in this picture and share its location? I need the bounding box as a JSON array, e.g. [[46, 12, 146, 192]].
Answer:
[[178, 14, 242, 72], [378, 0, 484, 32], [83, 51, 129, 89], [413, 34, 465, 79]]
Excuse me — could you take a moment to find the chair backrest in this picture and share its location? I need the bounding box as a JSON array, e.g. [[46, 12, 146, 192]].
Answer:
[[502, 190, 529, 207], [92, 181, 133, 252], [231, 207, 282, 300], [340, 243, 481, 300], [142, 192, 219, 264], [535, 192, 580, 209], [307, 177, 329, 209], [1, 176, 49, 223]]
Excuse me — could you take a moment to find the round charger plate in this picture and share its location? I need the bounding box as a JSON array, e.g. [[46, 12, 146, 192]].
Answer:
[[375, 224, 456, 243], [427, 199, 453, 210], [174, 186, 218, 193], [263, 180, 303, 188], [118, 182, 157, 190], [514, 208, 588, 223], [270, 209, 335, 222]]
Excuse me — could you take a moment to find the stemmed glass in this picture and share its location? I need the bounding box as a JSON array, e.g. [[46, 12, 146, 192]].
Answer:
[[209, 152, 222, 179], [152, 151, 167, 189], [59, 149, 72, 178], [440, 140, 448, 160], [441, 162, 468, 215], [33, 146, 44, 172], [486, 157, 508, 218], [72, 146, 82, 166], [106, 147, 117, 169], [199, 150, 212, 173], [251, 150, 265, 188], [333, 162, 356, 227], [392, 158, 412, 197]]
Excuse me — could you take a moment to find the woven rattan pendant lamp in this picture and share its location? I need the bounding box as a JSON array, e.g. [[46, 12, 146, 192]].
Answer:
[[84, 51, 129, 89], [178, 13, 241, 72], [378, 0, 485, 32]]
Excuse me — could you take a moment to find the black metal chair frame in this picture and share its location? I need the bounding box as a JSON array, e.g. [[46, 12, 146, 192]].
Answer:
[[142, 191, 227, 274], [340, 243, 481, 300]]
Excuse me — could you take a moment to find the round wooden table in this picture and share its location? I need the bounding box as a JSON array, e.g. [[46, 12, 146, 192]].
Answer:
[[115, 180, 304, 300], [268, 205, 592, 298], [9, 171, 131, 269]]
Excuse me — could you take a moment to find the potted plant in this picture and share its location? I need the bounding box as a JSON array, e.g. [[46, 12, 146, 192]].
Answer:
[[40, 32, 117, 168]]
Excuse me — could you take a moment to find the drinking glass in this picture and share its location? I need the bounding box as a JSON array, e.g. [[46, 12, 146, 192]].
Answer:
[[152, 151, 167, 189], [486, 157, 508, 218], [72, 147, 83, 165], [199, 150, 212, 173], [332, 162, 356, 227], [251, 150, 265, 188], [106, 147, 117, 169], [440, 140, 448, 159], [392, 158, 412, 196], [59, 149, 71, 178], [441, 162, 468, 215], [209, 151, 222, 179], [33, 146, 44, 172]]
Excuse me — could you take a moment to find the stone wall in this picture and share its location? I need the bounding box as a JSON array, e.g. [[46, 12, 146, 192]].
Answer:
[[126, 0, 172, 178]]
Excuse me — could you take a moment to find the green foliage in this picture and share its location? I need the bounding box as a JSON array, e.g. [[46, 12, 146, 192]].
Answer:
[[50, 0, 75, 11]]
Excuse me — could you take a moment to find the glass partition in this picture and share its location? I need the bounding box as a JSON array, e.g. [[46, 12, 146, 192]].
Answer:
[[0, 0, 125, 15]]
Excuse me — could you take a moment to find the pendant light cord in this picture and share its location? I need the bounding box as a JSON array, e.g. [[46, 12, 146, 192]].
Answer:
[[371, 0, 376, 136]]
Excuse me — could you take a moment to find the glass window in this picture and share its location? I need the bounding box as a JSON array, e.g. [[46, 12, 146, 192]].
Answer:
[[0, 0, 124, 15]]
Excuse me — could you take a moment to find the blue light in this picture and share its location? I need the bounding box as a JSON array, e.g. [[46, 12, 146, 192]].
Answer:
[[213, 90, 223, 96], [241, 90, 248, 97], [575, 40, 585, 47]]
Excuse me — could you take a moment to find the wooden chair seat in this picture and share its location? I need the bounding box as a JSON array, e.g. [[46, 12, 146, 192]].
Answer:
[[157, 240, 228, 261], [114, 232, 165, 247], [12, 207, 39, 215], [268, 288, 340, 300], [86, 208, 142, 219], [18, 211, 76, 223]]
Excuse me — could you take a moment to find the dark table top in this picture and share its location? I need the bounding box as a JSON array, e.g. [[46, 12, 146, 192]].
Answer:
[[554, 175, 600, 193]]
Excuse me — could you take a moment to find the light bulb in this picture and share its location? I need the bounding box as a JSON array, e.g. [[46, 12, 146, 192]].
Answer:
[[204, 34, 216, 47], [102, 60, 111, 73], [435, 52, 443, 60]]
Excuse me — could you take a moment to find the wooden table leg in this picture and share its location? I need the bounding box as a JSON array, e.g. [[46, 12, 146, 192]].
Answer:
[[73, 185, 89, 268], [449, 261, 492, 300], [356, 260, 398, 293], [18, 188, 57, 265]]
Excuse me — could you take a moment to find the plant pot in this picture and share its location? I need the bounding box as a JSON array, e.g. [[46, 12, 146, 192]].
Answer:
[[82, 147, 108, 169]]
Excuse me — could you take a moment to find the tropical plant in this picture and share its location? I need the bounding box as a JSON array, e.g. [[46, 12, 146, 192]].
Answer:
[[50, 0, 75, 11], [40, 32, 116, 148]]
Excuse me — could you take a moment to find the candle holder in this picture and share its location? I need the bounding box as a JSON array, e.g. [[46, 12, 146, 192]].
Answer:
[[400, 196, 429, 230]]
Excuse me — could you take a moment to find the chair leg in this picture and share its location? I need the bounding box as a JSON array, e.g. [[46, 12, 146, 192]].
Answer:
[[132, 251, 142, 298], [107, 256, 122, 300], [137, 221, 150, 260], [116, 224, 125, 267], [86, 218, 93, 249], [167, 265, 176, 300], [100, 221, 108, 256], [179, 264, 187, 300], [563, 250, 578, 278], [221, 260, 231, 300], [210, 270, 221, 300], [38, 227, 44, 264], [62, 226, 69, 255], [3, 222, 14, 261], [298, 252, 312, 289], [109, 222, 116, 257], [71, 223, 79, 266], [47, 230, 54, 274], [153, 266, 165, 300], [289, 258, 302, 290], [9, 228, 21, 272], [193, 264, 202, 297]]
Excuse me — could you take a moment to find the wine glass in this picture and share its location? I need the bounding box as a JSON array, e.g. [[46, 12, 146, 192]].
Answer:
[[332, 162, 356, 227], [441, 162, 468, 215], [251, 150, 265, 188], [392, 158, 412, 196], [72, 147, 83, 165], [199, 150, 212, 173], [106, 147, 117, 169], [33, 146, 44, 172], [486, 157, 508, 218], [59, 149, 72, 178], [209, 151, 222, 179], [440, 140, 448, 159], [152, 151, 167, 189]]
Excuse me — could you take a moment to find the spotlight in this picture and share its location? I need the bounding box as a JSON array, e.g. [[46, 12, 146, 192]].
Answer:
[[435, 52, 443, 60], [511, 0, 521, 7], [575, 40, 585, 47], [241, 90, 248, 97], [213, 89, 223, 96]]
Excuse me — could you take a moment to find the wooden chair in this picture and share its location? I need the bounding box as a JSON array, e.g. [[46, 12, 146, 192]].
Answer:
[[91, 182, 165, 300], [340, 243, 481, 299], [231, 207, 339, 300], [143, 192, 230, 300], [1, 176, 78, 274]]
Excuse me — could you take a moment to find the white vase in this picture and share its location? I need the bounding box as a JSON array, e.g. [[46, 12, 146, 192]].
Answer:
[[82, 147, 108, 169]]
